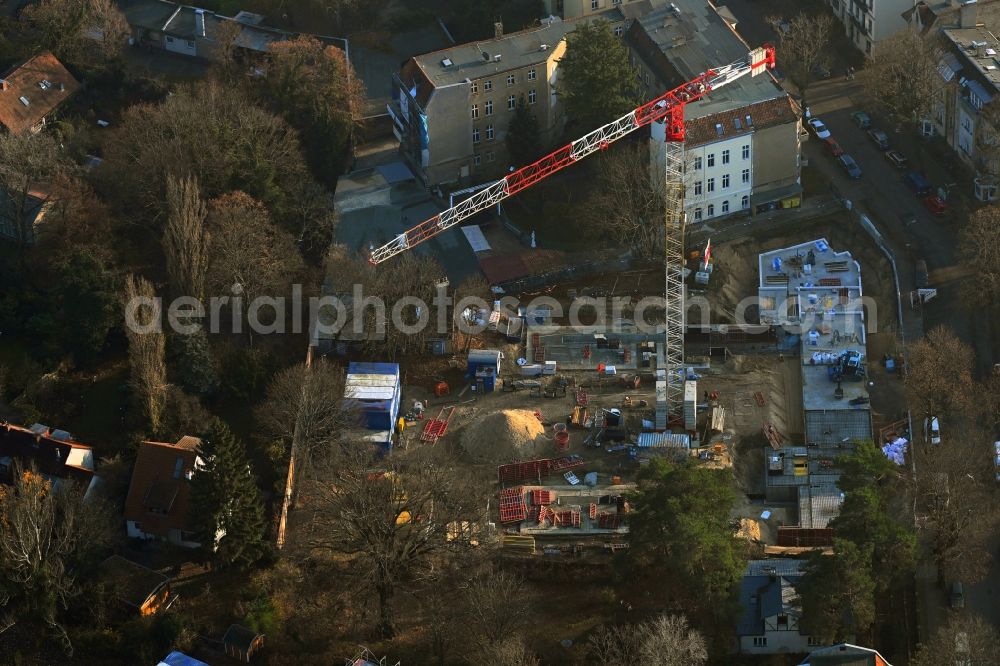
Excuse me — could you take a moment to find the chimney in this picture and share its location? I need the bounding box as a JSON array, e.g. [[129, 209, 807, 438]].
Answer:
[[961, 0, 978, 29], [494, 20, 503, 40], [0, 79, 7, 91]]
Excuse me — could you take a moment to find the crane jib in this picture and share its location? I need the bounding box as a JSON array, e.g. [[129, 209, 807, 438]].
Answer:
[[368, 44, 775, 265]]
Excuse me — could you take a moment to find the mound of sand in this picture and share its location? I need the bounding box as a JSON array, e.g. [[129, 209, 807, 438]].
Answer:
[[461, 409, 547, 463]]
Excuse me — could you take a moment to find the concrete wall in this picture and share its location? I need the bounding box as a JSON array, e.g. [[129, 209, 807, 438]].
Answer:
[[752, 120, 800, 198], [127, 520, 200, 549], [422, 83, 473, 185]]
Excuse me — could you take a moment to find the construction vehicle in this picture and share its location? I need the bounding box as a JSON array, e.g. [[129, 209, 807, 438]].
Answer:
[[368, 45, 776, 417]]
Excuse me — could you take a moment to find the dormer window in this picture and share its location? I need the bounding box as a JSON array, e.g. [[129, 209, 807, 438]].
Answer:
[[172, 456, 184, 480]]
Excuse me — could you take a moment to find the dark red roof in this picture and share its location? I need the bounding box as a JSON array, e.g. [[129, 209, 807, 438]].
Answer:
[[123, 438, 200, 537], [684, 95, 799, 147], [0, 52, 80, 136], [0, 420, 94, 486]]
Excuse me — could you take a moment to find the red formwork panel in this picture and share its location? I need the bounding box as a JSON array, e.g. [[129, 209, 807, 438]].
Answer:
[[531, 490, 554, 506], [498, 487, 528, 523], [598, 513, 623, 529], [498, 456, 585, 484], [552, 510, 581, 528]]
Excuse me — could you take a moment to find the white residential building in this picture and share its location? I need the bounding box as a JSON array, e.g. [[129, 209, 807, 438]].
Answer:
[[827, 0, 917, 55], [737, 560, 826, 654]]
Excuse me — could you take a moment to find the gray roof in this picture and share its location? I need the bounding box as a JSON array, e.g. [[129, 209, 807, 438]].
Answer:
[[942, 2, 1000, 92], [737, 560, 806, 636], [798, 483, 845, 529], [627, 0, 784, 118], [411, 20, 575, 88]]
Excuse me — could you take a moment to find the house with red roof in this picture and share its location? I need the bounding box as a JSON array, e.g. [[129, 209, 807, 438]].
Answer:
[[123, 436, 204, 548]]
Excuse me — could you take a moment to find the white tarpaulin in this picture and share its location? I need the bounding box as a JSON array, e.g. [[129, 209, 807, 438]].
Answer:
[[461, 225, 491, 252]]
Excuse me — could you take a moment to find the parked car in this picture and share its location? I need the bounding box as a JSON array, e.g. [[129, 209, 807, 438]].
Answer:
[[812, 62, 831, 79], [925, 416, 941, 445], [838, 154, 862, 179], [904, 171, 934, 196], [808, 118, 831, 139], [915, 259, 929, 288], [923, 195, 949, 215], [867, 128, 890, 150], [824, 137, 844, 156], [851, 110, 872, 129], [950, 582, 965, 609], [885, 150, 908, 169]]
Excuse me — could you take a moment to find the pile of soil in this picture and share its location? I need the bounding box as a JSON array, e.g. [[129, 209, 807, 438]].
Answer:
[[460, 409, 547, 463]]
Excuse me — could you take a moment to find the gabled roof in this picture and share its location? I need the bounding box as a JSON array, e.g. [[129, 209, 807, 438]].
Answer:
[[223, 623, 264, 650], [801, 643, 893, 666], [0, 420, 95, 485], [684, 95, 799, 147], [0, 53, 80, 136], [737, 559, 806, 636], [123, 437, 201, 537], [99, 554, 171, 610]]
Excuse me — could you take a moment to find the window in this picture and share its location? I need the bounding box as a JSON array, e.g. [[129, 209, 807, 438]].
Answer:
[[741, 195, 749, 209], [807, 636, 823, 647], [486, 150, 495, 162], [722, 200, 730, 213], [707, 177, 715, 192], [134, 521, 143, 531], [742, 144, 750, 159], [722, 149, 730, 164], [614, 25, 624, 36], [528, 68, 537, 81], [508, 95, 516, 111], [528, 89, 537, 104], [181, 530, 198, 542], [777, 615, 789, 629], [694, 181, 702, 196], [693, 156, 702, 170], [722, 174, 730, 188], [474, 154, 481, 166], [752, 637, 767, 648], [484, 80, 493, 91], [707, 153, 715, 167], [591, 0, 599, 9], [742, 168, 750, 183], [473, 127, 481, 143], [485, 100, 494, 115], [707, 204, 715, 217], [694, 207, 702, 221], [486, 124, 494, 141], [471, 104, 479, 120], [172, 456, 184, 480], [471, 81, 478, 94], [507, 74, 515, 87], [613, 0, 622, 4]]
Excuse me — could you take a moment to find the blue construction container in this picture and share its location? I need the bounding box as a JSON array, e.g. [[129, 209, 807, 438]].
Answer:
[[344, 362, 401, 445], [468, 349, 502, 376], [475, 366, 496, 392]]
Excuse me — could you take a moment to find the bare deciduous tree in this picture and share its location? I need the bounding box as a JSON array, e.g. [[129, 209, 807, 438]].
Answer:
[[292, 446, 488, 638], [0, 469, 114, 656], [584, 143, 664, 258], [480, 638, 540, 666], [256, 359, 348, 482], [0, 131, 73, 256], [912, 612, 1000, 666], [465, 570, 532, 651], [959, 205, 1000, 307], [206, 191, 304, 315], [588, 614, 708, 666], [164, 175, 209, 300], [21, 0, 128, 64], [862, 30, 945, 129], [124, 274, 167, 435], [904, 325, 977, 418], [765, 12, 834, 102]]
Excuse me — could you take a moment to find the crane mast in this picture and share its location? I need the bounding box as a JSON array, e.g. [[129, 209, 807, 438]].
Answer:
[[372, 44, 775, 416]]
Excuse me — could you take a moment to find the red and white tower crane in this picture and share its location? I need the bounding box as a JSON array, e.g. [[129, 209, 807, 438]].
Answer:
[[371, 44, 776, 414]]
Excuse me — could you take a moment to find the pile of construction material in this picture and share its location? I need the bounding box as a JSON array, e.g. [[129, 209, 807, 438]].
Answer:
[[461, 409, 546, 463]]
